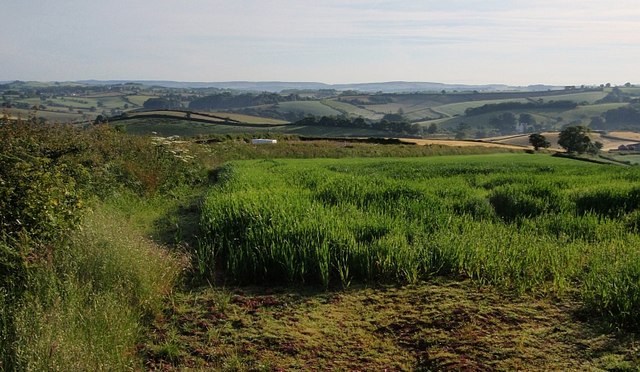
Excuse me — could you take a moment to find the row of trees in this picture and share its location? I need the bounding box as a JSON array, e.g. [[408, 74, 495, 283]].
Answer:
[[188, 92, 300, 110], [294, 116, 422, 135], [529, 126, 603, 154], [465, 100, 577, 116]]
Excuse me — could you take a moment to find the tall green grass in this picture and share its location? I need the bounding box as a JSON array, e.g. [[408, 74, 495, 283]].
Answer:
[[8, 207, 184, 370], [200, 154, 640, 328], [0, 118, 197, 369]]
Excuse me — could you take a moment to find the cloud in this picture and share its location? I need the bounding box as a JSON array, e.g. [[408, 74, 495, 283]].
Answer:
[[1, 0, 638, 83]]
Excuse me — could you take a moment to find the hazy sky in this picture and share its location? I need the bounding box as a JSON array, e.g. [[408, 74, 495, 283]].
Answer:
[[2, 0, 639, 85]]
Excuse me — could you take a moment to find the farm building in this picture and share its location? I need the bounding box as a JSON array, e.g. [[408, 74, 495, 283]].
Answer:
[[618, 143, 640, 151]]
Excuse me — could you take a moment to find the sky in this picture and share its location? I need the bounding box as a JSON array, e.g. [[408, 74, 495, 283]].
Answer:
[[2, 0, 639, 86]]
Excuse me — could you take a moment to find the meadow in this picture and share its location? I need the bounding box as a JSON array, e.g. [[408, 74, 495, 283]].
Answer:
[[199, 154, 640, 327]]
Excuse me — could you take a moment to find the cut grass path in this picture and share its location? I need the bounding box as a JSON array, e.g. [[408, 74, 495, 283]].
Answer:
[[142, 281, 639, 370]]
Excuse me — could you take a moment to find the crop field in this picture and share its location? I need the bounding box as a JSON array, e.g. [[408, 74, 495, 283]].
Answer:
[[116, 118, 398, 137], [400, 138, 528, 150], [125, 94, 158, 106], [421, 102, 631, 133], [434, 98, 532, 117], [206, 112, 289, 125], [530, 91, 608, 104], [4, 115, 639, 369], [200, 154, 640, 328], [321, 99, 383, 120], [6, 108, 90, 123], [276, 101, 342, 116], [116, 118, 287, 136], [96, 95, 129, 109], [122, 110, 288, 125], [485, 131, 640, 151]]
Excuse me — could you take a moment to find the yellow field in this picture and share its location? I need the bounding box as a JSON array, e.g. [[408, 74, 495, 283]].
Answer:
[[125, 110, 289, 125], [485, 131, 640, 151], [400, 138, 528, 150], [6, 108, 88, 123], [205, 112, 289, 125]]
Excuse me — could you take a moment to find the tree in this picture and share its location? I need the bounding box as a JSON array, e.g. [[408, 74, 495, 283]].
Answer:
[[589, 116, 606, 130], [427, 123, 438, 134], [588, 141, 604, 155], [558, 125, 593, 154], [529, 133, 550, 151], [455, 122, 470, 139], [489, 112, 517, 135], [519, 113, 536, 128]]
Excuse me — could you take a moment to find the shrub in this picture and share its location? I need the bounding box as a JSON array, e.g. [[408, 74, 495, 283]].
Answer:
[[0, 118, 198, 368]]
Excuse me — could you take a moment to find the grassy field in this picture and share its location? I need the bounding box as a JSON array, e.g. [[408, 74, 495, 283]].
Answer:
[[6, 108, 91, 123], [433, 98, 531, 117], [275, 101, 342, 116], [529, 91, 608, 104], [3, 118, 639, 369], [126, 94, 158, 106], [199, 154, 640, 327], [7, 92, 141, 123], [122, 110, 288, 125], [206, 112, 289, 125], [143, 281, 638, 370], [321, 99, 383, 120], [422, 102, 631, 133], [116, 118, 401, 137]]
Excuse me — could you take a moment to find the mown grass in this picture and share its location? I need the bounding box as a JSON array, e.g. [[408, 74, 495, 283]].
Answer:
[[199, 154, 640, 328], [142, 281, 640, 370]]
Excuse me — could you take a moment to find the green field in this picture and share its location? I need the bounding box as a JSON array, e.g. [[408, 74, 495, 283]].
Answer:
[[118, 118, 397, 137], [321, 99, 383, 120], [421, 101, 631, 134], [3, 116, 640, 369], [434, 98, 532, 117], [7, 108, 92, 123], [276, 101, 342, 116], [125, 94, 158, 106], [200, 154, 640, 326], [530, 91, 608, 104]]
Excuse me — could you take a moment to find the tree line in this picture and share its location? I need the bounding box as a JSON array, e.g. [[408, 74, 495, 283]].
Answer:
[[188, 92, 301, 110], [590, 105, 640, 130], [465, 100, 578, 116], [294, 116, 422, 135]]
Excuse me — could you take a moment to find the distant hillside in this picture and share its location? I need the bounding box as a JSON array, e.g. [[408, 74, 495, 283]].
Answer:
[[76, 80, 562, 93]]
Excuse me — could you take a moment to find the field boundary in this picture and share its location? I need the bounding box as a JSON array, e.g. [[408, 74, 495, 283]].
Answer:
[[109, 109, 293, 128]]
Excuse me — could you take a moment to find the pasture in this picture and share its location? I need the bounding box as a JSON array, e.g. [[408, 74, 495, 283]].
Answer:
[[275, 101, 342, 116], [321, 99, 383, 120], [116, 118, 400, 137], [529, 91, 608, 104]]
